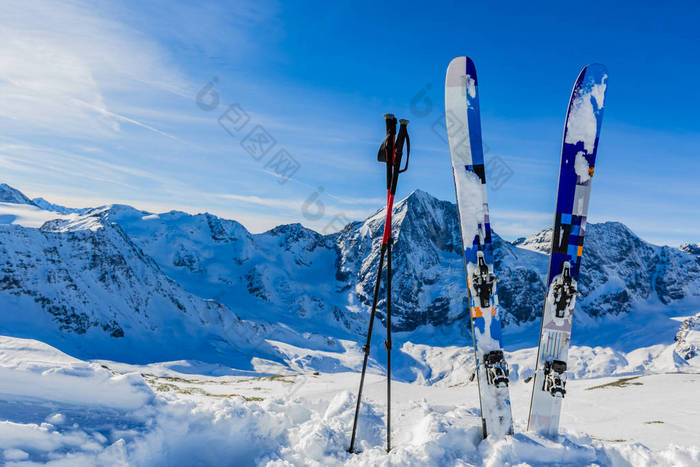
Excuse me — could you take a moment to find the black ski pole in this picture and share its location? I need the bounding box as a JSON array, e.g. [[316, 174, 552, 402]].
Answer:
[[348, 115, 409, 455], [384, 119, 409, 453], [348, 114, 397, 454]]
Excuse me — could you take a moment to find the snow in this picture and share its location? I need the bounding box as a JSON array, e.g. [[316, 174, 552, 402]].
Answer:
[[466, 74, 476, 99], [1, 184, 699, 463], [574, 151, 591, 182], [0, 335, 697, 465], [0, 202, 75, 228], [564, 73, 607, 153], [0, 337, 153, 410], [590, 74, 608, 109]]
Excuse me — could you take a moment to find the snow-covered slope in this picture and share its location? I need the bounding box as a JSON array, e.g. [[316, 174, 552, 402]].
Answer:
[[102, 206, 349, 340], [0, 335, 697, 466], [675, 313, 700, 360], [1, 184, 699, 463], [0, 207, 276, 367]]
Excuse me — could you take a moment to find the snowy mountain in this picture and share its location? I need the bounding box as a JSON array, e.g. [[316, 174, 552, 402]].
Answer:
[[0, 183, 36, 205], [680, 242, 700, 255], [1, 184, 699, 369], [32, 197, 91, 214], [1, 183, 699, 464], [675, 313, 700, 360], [0, 205, 279, 367], [512, 222, 700, 317]]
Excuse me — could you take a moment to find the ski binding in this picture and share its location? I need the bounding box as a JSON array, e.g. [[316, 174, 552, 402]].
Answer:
[[484, 350, 509, 388], [469, 251, 498, 309], [543, 360, 567, 397], [549, 261, 580, 323]]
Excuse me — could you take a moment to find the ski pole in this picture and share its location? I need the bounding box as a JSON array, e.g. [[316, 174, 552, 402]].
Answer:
[[348, 115, 409, 454], [348, 114, 397, 454], [384, 118, 409, 453]]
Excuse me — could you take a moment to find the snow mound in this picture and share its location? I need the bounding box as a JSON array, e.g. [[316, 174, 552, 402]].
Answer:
[[0, 336, 698, 466], [0, 336, 153, 410], [675, 313, 700, 360]]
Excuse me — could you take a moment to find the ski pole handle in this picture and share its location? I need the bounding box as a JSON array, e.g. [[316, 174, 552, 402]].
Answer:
[[377, 114, 397, 189], [384, 113, 397, 133], [389, 119, 409, 195]]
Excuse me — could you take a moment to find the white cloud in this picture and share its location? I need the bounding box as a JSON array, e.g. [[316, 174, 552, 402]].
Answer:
[[0, 0, 188, 138]]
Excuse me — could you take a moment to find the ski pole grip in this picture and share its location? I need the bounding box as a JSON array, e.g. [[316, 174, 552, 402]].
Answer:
[[384, 113, 397, 136]]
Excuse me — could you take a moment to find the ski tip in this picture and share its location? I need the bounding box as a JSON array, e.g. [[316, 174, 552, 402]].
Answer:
[[446, 56, 466, 84], [447, 56, 467, 70], [581, 63, 608, 82], [583, 62, 607, 73], [465, 57, 478, 85], [446, 56, 478, 86]]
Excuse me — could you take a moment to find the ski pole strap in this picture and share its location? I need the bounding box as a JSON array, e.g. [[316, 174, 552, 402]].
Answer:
[[389, 119, 410, 195], [397, 119, 410, 174]]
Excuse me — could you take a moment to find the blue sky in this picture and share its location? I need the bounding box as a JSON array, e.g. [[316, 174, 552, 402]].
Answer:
[[1, 0, 699, 246]]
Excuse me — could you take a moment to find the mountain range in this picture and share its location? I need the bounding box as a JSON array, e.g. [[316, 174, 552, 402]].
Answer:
[[0, 183, 698, 372]]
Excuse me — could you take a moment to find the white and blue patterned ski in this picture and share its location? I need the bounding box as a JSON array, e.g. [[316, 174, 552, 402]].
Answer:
[[528, 64, 608, 437], [445, 56, 513, 438]]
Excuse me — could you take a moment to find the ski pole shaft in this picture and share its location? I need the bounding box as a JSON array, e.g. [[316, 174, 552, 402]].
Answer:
[[349, 243, 387, 453], [385, 239, 392, 453]]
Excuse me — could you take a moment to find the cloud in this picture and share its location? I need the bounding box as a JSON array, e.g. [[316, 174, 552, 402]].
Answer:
[[0, 0, 188, 138]]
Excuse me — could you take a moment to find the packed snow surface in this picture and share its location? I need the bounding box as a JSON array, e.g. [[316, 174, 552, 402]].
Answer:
[[0, 335, 698, 466]]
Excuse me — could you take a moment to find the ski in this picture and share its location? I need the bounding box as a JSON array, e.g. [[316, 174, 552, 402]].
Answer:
[[527, 64, 608, 437], [445, 56, 513, 438]]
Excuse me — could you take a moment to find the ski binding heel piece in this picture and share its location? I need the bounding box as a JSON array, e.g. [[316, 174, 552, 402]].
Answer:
[[484, 350, 509, 388], [543, 360, 567, 398]]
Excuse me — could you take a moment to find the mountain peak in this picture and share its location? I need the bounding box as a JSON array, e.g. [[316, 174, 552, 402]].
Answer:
[[0, 183, 36, 206], [400, 188, 442, 207], [394, 189, 451, 215], [680, 243, 700, 255]]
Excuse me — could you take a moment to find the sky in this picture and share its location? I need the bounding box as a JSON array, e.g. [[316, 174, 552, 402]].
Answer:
[[1, 0, 699, 246]]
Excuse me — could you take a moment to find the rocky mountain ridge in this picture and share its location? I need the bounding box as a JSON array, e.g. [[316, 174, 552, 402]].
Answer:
[[1, 183, 698, 365]]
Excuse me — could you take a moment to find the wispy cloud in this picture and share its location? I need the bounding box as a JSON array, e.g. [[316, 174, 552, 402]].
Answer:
[[0, 0, 189, 138]]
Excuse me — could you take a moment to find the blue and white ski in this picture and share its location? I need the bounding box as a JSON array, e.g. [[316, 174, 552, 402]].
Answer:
[[445, 56, 513, 438], [528, 64, 608, 437]]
